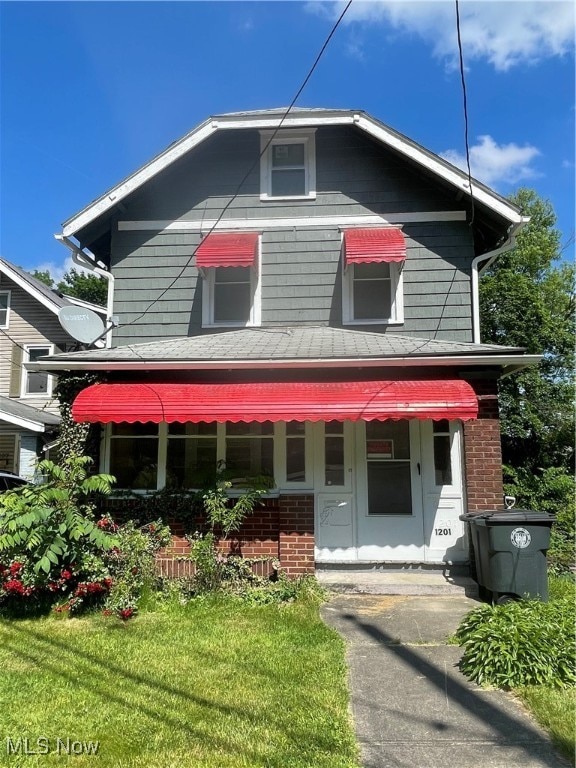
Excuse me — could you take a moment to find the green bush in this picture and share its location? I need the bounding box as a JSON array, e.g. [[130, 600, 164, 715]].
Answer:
[[455, 584, 575, 688]]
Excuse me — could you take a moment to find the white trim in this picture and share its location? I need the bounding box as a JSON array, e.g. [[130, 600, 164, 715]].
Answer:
[[118, 211, 467, 233], [61, 111, 524, 238], [0, 289, 11, 328], [61, 295, 107, 315], [21, 344, 54, 398], [0, 261, 63, 317], [30, 353, 542, 374], [201, 236, 262, 328], [259, 129, 316, 201], [0, 410, 47, 433]]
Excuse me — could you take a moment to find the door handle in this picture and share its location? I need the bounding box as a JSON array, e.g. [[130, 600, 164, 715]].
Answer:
[[417, 463, 421, 475]]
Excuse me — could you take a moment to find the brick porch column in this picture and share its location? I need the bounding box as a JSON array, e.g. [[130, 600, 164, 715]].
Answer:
[[278, 495, 315, 576]]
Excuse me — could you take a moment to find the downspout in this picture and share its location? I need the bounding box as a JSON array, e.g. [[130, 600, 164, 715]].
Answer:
[[54, 234, 115, 348], [471, 217, 529, 343]]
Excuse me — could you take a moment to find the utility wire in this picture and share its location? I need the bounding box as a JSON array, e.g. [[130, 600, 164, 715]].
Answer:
[[455, 0, 475, 227], [123, 0, 353, 329]]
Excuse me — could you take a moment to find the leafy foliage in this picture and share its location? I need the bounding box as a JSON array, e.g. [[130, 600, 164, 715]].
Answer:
[[202, 478, 266, 539], [480, 189, 574, 476], [0, 456, 116, 579], [455, 580, 576, 688], [30, 266, 107, 306]]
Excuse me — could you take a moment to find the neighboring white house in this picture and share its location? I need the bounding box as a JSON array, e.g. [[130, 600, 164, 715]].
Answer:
[[0, 258, 105, 478]]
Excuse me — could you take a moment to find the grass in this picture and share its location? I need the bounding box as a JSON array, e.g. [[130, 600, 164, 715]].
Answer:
[[516, 685, 576, 765], [0, 596, 360, 768], [516, 574, 576, 765]]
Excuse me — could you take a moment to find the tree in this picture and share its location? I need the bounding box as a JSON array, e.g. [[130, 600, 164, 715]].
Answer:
[[30, 269, 54, 288], [480, 188, 575, 476], [57, 268, 107, 307]]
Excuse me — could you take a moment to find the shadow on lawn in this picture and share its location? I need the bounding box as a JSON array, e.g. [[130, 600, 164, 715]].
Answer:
[[2, 619, 350, 764]]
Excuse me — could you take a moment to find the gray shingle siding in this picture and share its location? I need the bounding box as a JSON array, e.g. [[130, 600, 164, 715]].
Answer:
[[110, 126, 474, 346]]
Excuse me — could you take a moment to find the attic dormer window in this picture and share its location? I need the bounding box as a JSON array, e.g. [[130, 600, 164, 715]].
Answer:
[[260, 129, 316, 201]]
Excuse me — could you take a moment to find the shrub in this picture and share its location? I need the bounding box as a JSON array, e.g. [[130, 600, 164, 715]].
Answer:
[[455, 585, 575, 688]]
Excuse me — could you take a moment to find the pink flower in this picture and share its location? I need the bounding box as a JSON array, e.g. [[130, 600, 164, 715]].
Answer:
[[60, 569, 72, 580], [119, 608, 134, 621]]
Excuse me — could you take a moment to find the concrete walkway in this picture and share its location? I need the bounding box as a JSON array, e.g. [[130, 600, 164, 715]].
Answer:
[[321, 594, 570, 768]]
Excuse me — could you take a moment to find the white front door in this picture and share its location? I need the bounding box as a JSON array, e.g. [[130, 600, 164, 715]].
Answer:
[[314, 421, 355, 561], [355, 420, 425, 561], [420, 420, 467, 563]]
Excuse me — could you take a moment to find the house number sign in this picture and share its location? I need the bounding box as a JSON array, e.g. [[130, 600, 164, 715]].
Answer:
[[510, 527, 531, 549]]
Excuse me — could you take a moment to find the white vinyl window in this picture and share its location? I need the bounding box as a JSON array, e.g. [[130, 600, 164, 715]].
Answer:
[[342, 261, 404, 325], [22, 345, 53, 397], [0, 291, 10, 328], [260, 129, 316, 201]]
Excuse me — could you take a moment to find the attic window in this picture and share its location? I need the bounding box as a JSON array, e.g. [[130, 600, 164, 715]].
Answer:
[[0, 291, 10, 328], [260, 129, 316, 201]]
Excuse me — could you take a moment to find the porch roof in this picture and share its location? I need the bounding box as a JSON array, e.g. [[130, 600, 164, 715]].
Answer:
[[35, 327, 538, 376], [72, 379, 478, 424]]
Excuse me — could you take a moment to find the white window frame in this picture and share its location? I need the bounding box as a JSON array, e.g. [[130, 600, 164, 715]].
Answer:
[[103, 421, 314, 492], [0, 290, 11, 328], [201, 236, 261, 328], [260, 129, 317, 201], [21, 344, 54, 398], [341, 241, 404, 325]]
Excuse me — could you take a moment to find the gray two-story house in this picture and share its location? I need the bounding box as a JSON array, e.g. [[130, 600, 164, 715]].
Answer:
[[37, 108, 538, 574]]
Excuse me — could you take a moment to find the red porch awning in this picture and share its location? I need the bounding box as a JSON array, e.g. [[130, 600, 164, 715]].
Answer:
[[72, 380, 477, 424], [344, 228, 406, 265], [195, 232, 259, 268]]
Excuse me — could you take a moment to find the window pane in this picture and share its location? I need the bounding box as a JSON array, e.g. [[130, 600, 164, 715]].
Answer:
[[215, 267, 250, 284], [354, 262, 391, 280], [271, 169, 305, 197], [353, 277, 392, 320], [286, 436, 306, 482], [110, 437, 158, 490], [112, 422, 158, 437], [226, 438, 274, 478], [26, 371, 49, 394], [367, 462, 412, 515], [434, 435, 452, 485], [286, 421, 305, 435], [28, 347, 50, 362], [366, 420, 410, 459], [272, 143, 305, 167], [168, 422, 217, 436], [325, 421, 343, 435], [433, 419, 450, 434], [227, 422, 273, 436], [214, 282, 251, 323], [167, 437, 217, 488], [325, 436, 344, 486]]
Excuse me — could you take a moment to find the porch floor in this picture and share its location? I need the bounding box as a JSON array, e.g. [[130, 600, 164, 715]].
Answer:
[[316, 565, 479, 598]]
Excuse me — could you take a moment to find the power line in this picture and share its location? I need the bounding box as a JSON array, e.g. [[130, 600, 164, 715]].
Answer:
[[455, 0, 475, 227], [123, 0, 353, 329]]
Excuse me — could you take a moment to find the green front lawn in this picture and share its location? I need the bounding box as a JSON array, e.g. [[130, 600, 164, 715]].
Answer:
[[0, 597, 360, 768]]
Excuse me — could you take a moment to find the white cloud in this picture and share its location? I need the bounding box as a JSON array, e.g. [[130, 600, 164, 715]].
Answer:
[[318, 0, 575, 71], [441, 134, 541, 186], [29, 256, 92, 287]]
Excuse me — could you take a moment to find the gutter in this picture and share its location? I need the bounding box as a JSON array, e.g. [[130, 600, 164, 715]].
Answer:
[[54, 234, 115, 348], [471, 216, 530, 343]]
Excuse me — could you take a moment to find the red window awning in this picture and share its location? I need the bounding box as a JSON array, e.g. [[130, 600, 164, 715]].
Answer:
[[344, 228, 406, 265], [72, 380, 477, 424], [195, 232, 259, 268]]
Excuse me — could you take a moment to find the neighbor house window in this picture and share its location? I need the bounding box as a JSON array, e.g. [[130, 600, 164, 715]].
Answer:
[[365, 421, 412, 515], [0, 291, 10, 328], [260, 129, 316, 200], [22, 345, 53, 397]]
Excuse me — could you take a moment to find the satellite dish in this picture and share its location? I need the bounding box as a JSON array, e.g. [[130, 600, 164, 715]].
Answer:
[[58, 305, 106, 344]]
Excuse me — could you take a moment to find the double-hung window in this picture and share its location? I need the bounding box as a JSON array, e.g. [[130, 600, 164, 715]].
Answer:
[[260, 129, 316, 200], [22, 345, 53, 397], [197, 232, 261, 327], [342, 228, 405, 325]]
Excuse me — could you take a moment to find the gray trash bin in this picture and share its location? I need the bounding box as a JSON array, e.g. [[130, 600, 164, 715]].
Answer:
[[459, 510, 555, 603]]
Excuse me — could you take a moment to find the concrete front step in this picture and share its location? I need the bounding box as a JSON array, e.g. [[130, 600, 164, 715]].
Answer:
[[316, 568, 479, 597]]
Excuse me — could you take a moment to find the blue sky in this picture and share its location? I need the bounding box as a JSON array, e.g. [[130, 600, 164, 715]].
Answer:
[[1, 1, 574, 279]]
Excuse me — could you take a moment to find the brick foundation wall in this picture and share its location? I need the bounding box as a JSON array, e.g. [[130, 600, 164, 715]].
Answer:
[[463, 378, 504, 511], [99, 494, 315, 577]]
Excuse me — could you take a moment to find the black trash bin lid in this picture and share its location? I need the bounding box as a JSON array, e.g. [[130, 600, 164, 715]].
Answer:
[[459, 509, 555, 524]]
